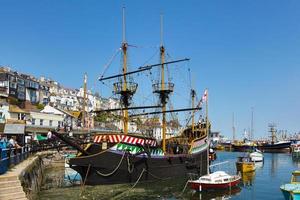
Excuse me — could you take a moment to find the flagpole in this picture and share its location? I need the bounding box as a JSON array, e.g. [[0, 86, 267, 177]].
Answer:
[[205, 89, 209, 174]]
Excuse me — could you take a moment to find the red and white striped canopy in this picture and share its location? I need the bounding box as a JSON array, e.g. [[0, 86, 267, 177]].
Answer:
[[93, 134, 157, 147]]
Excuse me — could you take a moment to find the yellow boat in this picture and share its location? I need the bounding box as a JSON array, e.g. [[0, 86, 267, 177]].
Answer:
[[236, 156, 256, 173], [215, 144, 225, 151]]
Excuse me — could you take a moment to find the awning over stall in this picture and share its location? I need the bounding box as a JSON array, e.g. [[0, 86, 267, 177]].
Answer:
[[4, 124, 25, 134]]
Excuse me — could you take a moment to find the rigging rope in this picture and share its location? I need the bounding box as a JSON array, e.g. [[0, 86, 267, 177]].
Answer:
[[99, 48, 121, 80]]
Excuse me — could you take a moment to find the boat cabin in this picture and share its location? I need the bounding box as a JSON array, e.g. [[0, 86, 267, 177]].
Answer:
[[237, 156, 253, 163], [199, 171, 234, 184], [291, 171, 300, 183]]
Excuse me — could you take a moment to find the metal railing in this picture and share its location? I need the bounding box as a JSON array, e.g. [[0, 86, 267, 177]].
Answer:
[[0, 146, 30, 175]]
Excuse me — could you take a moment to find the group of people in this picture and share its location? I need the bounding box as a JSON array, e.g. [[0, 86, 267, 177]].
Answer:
[[0, 134, 21, 149]]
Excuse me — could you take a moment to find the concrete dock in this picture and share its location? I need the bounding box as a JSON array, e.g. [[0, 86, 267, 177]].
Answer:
[[0, 156, 41, 200]]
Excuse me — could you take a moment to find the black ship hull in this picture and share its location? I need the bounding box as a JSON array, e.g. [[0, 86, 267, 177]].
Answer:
[[257, 141, 291, 153], [68, 135, 208, 185], [70, 149, 208, 185], [231, 144, 256, 152]]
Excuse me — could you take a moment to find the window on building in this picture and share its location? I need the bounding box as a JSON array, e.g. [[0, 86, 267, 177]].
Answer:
[[10, 82, 17, 89], [17, 79, 25, 85], [18, 93, 25, 100], [9, 91, 16, 95], [9, 76, 16, 82], [32, 118, 35, 125], [49, 120, 53, 127], [58, 121, 61, 127], [40, 119, 43, 126], [0, 81, 8, 87], [29, 90, 37, 103], [18, 113, 23, 120], [17, 85, 25, 92], [43, 98, 49, 105]]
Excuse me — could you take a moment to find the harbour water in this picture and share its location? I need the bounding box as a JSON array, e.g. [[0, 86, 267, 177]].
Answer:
[[37, 151, 299, 199], [208, 151, 299, 200]]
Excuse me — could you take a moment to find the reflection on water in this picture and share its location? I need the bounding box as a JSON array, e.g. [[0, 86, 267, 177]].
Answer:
[[292, 156, 300, 166], [190, 187, 242, 200], [270, 153, 278, 177], [255, 161, 264, 169], [241, 171, 255, 187]]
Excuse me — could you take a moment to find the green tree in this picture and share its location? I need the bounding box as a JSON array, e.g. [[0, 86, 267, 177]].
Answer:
[[36, 103, 45, 110]]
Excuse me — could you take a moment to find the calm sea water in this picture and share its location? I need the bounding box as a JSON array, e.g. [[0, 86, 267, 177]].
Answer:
[[202, 151, 299, 200], [38, 151, 299, 200]]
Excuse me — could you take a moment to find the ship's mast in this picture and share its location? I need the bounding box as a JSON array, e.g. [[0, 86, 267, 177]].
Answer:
[[122, 7, 128, 134], [232, 112, 236, 141], [112, 7, 137, 135], [191, 89, 196, 137], [205, 89, 209, 136], [205, 89, 209, 175], [82, 73, 87, 128], [153, 14, 174, 152], [251, 107, 254, 140], [161, 45, 166, 151], [269, 123, 277, 144]]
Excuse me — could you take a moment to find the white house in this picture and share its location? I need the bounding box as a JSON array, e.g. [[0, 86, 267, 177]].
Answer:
[[27, 111, 64, 128], [0, 102, 10, 123], [41, 105, 78, 129]]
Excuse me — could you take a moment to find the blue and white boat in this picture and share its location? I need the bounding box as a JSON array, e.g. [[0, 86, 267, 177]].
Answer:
[[281, 171, 300, 200]]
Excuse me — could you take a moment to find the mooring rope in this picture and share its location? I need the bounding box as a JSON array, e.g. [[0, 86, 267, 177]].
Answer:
[[94, 151, 126, 177], [80, 163, 91, 195], [180, 180, 190, 196], [131, 168, 146, 189], [111, 168, 146, 200], [145, 169, 171, 181]]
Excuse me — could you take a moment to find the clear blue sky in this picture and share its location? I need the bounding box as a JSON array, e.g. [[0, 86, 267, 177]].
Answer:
[[0, 0, 300, 139]]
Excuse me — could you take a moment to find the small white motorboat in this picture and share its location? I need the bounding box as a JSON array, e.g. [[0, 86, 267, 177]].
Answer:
[[249, 149, 263, 162], [188, 171, 241, 191]]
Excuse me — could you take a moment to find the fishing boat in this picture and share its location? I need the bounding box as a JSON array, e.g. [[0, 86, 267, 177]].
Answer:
[[219, 141, 232, 151], [188, 171, 241, 191], [236, 156, 255, 173], [57, 10, 210, 185], [281, 171, 300, 200], [258, 141, 291, 153], [232, 141, 257, 152], [249, 149, 263, 162], [257, 124, 291, 153], [214, 144, 225, 151]]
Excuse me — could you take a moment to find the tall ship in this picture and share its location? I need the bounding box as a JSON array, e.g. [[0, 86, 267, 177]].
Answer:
[[55, 10, 210, 185], [232, 109, 257, 152], [257, 124, 291, 153]]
